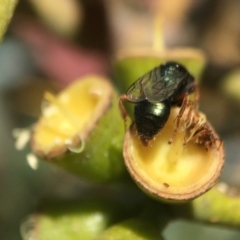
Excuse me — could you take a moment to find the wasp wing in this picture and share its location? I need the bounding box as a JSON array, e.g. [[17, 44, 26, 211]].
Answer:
[[126, 75, 148, 102], [143, 67, 189, 103], [126, 65, 189, 103], [126, 70, 164, 102]]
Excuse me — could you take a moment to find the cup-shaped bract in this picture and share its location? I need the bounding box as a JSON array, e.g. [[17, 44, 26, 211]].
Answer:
[[31, 76, 126, 182], [123, 107, 224, 202]]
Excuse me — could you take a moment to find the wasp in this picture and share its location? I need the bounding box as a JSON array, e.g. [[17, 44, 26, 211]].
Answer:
[[119, 61, 198, 146]]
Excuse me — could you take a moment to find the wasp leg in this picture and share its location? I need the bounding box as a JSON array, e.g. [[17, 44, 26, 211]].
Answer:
[[192, 83, 200, 109], [217, 139, 223, 150], [119, 94, 131, 131], [168, 93, 191, 144], [179, 84, 199, 145], [182, 106, 195, 146], [187, 122, 222, 151]]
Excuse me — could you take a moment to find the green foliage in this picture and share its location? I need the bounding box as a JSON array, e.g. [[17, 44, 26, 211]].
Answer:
[[0, 0, 18, 42]]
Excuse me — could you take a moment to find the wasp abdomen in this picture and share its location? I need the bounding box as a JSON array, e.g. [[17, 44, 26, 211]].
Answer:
[[134, 100, 170, 146]]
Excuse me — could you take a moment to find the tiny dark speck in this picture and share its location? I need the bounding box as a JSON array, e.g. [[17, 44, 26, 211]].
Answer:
[[163, 183, 169, 188]]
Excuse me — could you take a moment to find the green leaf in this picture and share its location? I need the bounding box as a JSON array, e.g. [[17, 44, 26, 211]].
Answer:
[[21, 200, 124, 240], [0, 0, 18, 42], [192, 183, 240, 226], [96, 218, 163, 240], [114, 48, 206, 92]]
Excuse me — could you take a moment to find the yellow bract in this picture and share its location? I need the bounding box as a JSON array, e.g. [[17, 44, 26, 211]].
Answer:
[[124, 107, 224, 201], [33, 76, 110, 155]]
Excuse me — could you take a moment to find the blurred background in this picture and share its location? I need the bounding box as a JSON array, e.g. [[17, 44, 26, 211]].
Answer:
[[1, 0, 240, 239]]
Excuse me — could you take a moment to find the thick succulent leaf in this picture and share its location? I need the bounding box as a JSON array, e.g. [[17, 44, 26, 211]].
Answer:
[[0, 0, 18, 42]]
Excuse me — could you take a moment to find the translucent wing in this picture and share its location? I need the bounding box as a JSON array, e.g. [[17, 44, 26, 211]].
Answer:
[[143, 66, 189, 103], [126, 74, 150, 102], [126, 64, 189, 103]]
